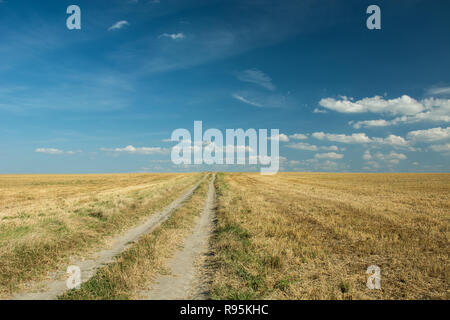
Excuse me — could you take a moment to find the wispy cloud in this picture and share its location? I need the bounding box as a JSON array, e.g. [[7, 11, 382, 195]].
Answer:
[[108, 20, 130, 31], [313, 108, 327, 114], [231, 91, 290, 108], [159, 33, 185, 40], [426, 86, 450, 96], [236, 69, 275, 91], [231, 93, 263, 107]]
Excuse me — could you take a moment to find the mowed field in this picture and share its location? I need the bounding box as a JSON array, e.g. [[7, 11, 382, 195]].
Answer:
[[0, 173, 202, 296], [211, 173, 449, 300], [0, 172, 448, 300]]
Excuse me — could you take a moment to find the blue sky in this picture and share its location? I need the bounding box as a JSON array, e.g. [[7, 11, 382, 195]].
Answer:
[[1, 0, 449, 173]]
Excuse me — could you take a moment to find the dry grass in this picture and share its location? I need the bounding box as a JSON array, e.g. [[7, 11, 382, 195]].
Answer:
[[0, 173, 202, 296], [211, 172, 449, 300], [59, 174, 211, 300]]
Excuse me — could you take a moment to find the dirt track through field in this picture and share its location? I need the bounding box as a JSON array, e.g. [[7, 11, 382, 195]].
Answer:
[[142, 174, 216, 300], [12, 175, 207, 300]]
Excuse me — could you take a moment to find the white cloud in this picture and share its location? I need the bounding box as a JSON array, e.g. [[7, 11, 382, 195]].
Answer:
[[288, 160, 301, 166], [312, 132, 372, 144], [362, 150, 372, 160], [159, 33, 185, 40], [236, 69, 275, 91], [321, 145, 339, 151], [363, 150, 407, 166], [287, 142, 340, 152], [374, 151, 407, 161], [269, 133, 289, 142], [426, 86, 450, 96], [407, 127, 450, 142], [231, 93, 263, 107], [350, 119, 389, 129], [287, 142, 318, 151], [289, 133, 308, 140], [348, 98, 450, 128], [101, 145, 168, 155], [312, 131, 409, 148], [35, 148, 78, 155], [429, 143, 450, 153], [319, 95, 424, 115], [313, 108, 327, 114], [231, 91, 289, 108], [373, 135, 409, 147], [108, 21, 129, 31], [315, 152, 344, 159]]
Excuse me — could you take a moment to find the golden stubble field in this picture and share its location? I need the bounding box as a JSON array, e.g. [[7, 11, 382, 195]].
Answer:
[[211, 172, 449, 300], [0, 172, 448, 300], [0, 173, 202, 296]]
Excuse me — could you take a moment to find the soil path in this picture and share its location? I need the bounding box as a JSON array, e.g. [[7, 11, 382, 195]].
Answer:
[[12, 175, 207, 300], [142, 174, 216, 300]]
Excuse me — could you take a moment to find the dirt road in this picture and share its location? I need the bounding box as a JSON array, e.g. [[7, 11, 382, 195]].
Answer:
[[142, 174, 216, 300], [12, 175, 207, 300]]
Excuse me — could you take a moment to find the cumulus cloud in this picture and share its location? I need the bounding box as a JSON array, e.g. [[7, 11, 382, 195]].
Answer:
[[312, 132, 372, 144], [236, 69, 275, 91], [363, 150, 407, 165], [319, 95, 424, 115], [312, 131, 409, 147], [288, 142, 318, 151], [159, 33, 185, 40], [407, 127, 450, 142], [269, 133, 289, 142], [287, 142, 340, 151], [374, 135, 409, 147], [346, 97, 450, 128], [350, 119, 389, 129], [375, 151, 407, 161], [315, 152, 344, 159], [35, 148, 78, 155], [429, 143, 450, 153], [289, 133, 308, 140], [362, 150, 372, 160], [108, 20, 129, 31], [101, 145, 168, 155]]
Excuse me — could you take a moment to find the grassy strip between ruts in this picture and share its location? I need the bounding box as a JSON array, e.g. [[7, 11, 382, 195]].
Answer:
[[59, 174, 211, 300], [0, 173, 201, 296]]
